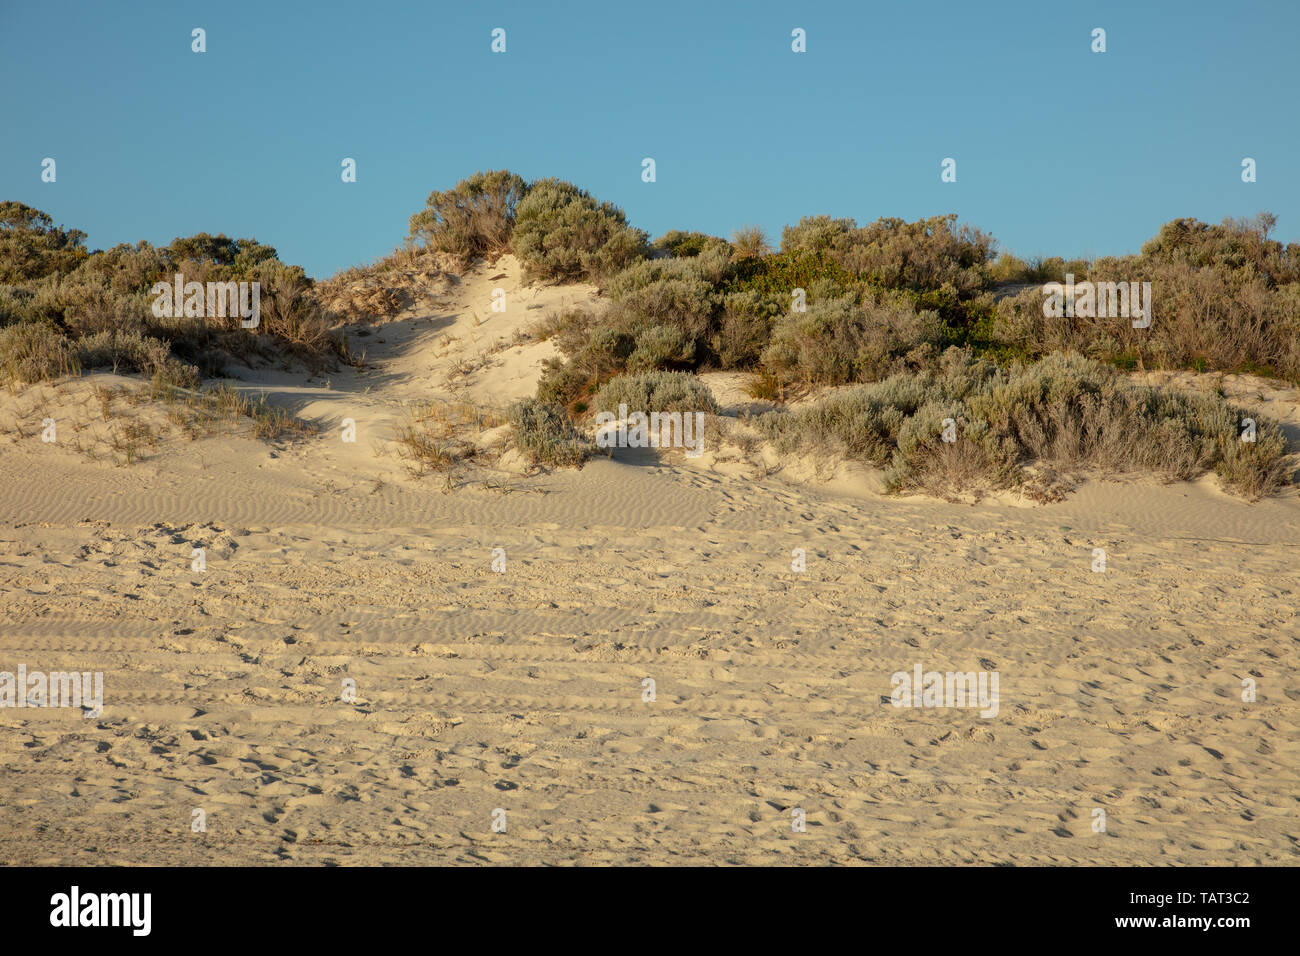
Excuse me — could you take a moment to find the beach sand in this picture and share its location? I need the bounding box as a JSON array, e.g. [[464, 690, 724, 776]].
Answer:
[[2, 258, 1297, 865]]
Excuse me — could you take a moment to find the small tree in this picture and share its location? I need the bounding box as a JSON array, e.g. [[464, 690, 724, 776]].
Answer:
[[0, 202, 89, 283]]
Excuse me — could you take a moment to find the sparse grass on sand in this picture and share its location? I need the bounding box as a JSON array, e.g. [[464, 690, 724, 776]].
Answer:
[[394, 400, 504, 477], [38, 378, 319, 466]]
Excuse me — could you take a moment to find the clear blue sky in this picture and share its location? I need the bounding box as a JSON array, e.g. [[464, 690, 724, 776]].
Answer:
[[2, 0, 1296, 278]]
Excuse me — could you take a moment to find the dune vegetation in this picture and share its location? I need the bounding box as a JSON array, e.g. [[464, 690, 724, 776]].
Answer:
[[3, 172, 1296, 497], [0, 200, 357, 393]]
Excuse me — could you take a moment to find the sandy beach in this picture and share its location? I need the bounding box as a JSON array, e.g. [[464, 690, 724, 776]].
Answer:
[[2, 256, 1296, 866]]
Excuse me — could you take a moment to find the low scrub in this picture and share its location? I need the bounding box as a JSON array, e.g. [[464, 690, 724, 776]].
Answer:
[[780, 213, 995, 298], [993, 215, 1300, 380], [75, 329, 199, 389], [762, 290, 944, 387], [757, 350, 1290, 500], [0, 322, 79, 387], [506, 398, 591, 467], [651, 230, 729, 259], [592, 371, 718, 415]]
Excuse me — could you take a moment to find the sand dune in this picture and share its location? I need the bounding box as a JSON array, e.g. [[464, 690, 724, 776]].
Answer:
[[1, 257, 1297, 865]]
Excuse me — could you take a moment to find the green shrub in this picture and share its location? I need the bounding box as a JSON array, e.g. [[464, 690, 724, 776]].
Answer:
[[724, 248, 856, 299], [592, 371, 718, 415], [651, 230, 729, 258], [989, 253, 1034, 284], [512, 178, 648, 283], [626, 324, 695, 371], [778, 216, 856, 254], [536, 323, 637, 411], [506, 398, 591, 467], [713, 290, 781, 369], [761, 291, 943, 387], [0, 202, 89, 284], [781, 213, 995, 297], [609, 264, 718, 356], [407, 170, 528, 263]]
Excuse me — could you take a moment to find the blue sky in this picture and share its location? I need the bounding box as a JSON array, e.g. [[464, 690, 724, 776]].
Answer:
[[2, 0, 1296, 278]]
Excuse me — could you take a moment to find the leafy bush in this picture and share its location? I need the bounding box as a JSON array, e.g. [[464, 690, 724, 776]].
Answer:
[[512, 178, 648, 283], [781, 213, 995, 297], [407, 170, 528, 263], [592, 371, 719, 415], [651, 230, 729, 259], [724, 248, 856, 299], [761, 290, 944, 387], [506, 398, 591, 467]]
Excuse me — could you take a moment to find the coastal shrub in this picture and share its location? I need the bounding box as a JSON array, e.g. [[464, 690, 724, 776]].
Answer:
[[724, 247, 857, 299], [512, 178, 648, 283], [761, 290, 944, 387], [407, 170, 528, 263], [994, 231, 1300, 380], [1139, 213, 1300, 285], [781, 213, 996, 297], [0, 201, 89, 284], [609, 260, 718, 352], [1, 207, 353, 386], [74, 330, 200, 389], [757, 350, 1289, 499], [506, 398, 591, 467], [713, 290, 781, 369], [731, 225, 771, 259], [0, 321, 79, 387], [652, 230, 729, 259], [592, 371, 718, 415]]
